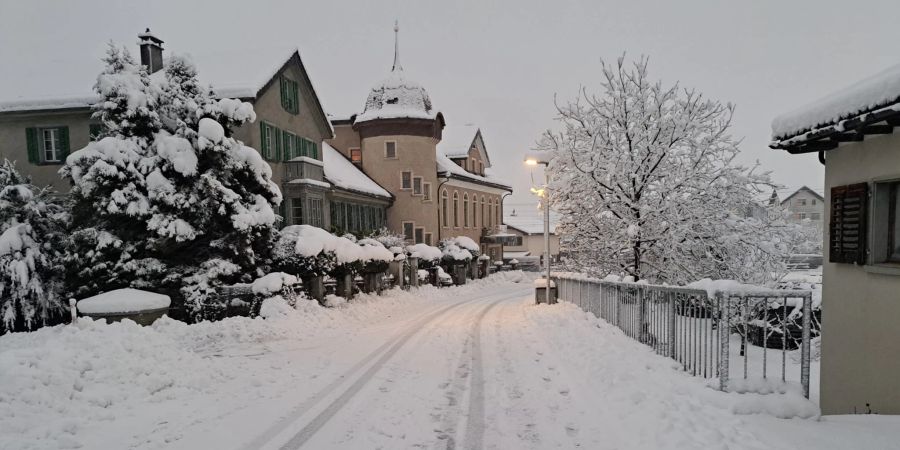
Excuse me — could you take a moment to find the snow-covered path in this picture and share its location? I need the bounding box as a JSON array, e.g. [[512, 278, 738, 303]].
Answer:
[[2, 274, 900, 450]]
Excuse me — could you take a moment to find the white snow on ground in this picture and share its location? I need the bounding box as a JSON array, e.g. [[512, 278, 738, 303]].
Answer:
[[1, 273, 898, 450]]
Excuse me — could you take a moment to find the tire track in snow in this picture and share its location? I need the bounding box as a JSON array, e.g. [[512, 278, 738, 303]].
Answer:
[[460, 298, 505, 450], [246, 287, 527, 450]]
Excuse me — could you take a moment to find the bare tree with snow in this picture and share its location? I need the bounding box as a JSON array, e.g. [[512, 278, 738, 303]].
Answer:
[[541, 56, 803, 285]]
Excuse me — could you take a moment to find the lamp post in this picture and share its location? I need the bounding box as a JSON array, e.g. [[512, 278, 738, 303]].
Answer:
[[524, 153, 552, 305]]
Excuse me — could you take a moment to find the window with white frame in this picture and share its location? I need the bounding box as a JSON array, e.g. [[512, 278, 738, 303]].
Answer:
[[423, 182, 432, 201], [291, 198, 304, 225], [401, 171, 412, 190], [797, 199, 807, 206], [425, 232, 433, 246], [350, 148, 362, 164], [385, 141, 397, 158], [415, 227, 424, 244], [41, 128, 61, 162], [463, 193, 469, 227], [453, 192, 460, 227], [872, 180, 900, 263], [403, 222, 414, 241], [441, 190, 449, 227], [413, 177, 422, 195]]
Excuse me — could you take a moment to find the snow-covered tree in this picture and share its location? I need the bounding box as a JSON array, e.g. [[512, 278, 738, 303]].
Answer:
[[62, 46, 281, 318], [541, 56, 799, 285], [0, 160, 67, 332]]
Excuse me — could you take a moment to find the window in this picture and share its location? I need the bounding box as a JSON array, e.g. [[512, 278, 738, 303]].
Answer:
[[495, 200, 500, 228], [453, 192, 460, 227], [26, 127, 69, 164], [308, 197, 324, 228], [42, 128, 61, 162], [471, 196, 476, 228], [481, 196, 486, 228], [799, 213, 807, 220], [425, 233, 433, 246], [280, 76, 299, 114], [415, 228, 424, 244], [403, 222, 414, 241], [401, 171, 412, 190], [441, 190, 449, 227], [259, 122, 276, 160], [282, 130, 295, 160], [350, 148, 362, 164], [810, 213, 821, 221], [811, 199, 817, 206], [385, 141, 397, 158], [423, 182, 432, 201], [470, 158, 476, 173], [872, 180, 900, 264], [463, 193, 469, 227], [798, 199, 807, 206], [488, 198, 493, 227], [413, 177, 423, 195], [291, 198, 304, 226]]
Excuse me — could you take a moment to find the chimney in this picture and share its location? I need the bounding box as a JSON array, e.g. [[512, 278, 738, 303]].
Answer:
[[137, 28, 164, 73]]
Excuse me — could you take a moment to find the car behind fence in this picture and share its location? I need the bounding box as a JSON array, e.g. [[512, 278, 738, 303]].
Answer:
[[553, 273, 813, 398]]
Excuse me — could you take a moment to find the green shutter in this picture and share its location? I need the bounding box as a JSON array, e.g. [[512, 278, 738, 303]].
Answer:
[[282, 130, 291, 160], [259, 121, 267, 158], [25, 128, 39, 163], [311, 141, 318, 160], [292, 81, 299, 114], [279, 198, 287, 227], [279, 77, 286, 110], [274, 127, 282, 161], [58, 126, 70, 160]]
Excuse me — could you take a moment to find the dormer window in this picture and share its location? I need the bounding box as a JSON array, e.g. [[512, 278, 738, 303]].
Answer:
[[350, 148, 362, 165]]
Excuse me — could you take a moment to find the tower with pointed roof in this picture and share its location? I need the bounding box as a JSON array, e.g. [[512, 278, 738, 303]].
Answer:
[[328, 23, 511, 259]]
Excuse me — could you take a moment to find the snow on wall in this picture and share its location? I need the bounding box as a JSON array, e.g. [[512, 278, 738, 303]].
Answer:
[[772, 62, 900, 140], [77, 288, 171, 314], [322, 142, 391, 198]]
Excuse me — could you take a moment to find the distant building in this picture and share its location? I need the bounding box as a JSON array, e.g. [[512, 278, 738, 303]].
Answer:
[[0, 29, 392, 235], [771, 61, 900, 415], [502, 209, 561, 262], [780, 186, 825, 230], [326, 25, 512, 260]]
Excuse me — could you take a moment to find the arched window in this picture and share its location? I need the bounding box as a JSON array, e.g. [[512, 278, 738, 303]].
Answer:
[[453, 192, 460, 228], [481, 196, 486, 228], [441, 190, 449, 228], [471, 195, 476, 229], [463, 193, 469, 228], [495, 199, 500, 228]]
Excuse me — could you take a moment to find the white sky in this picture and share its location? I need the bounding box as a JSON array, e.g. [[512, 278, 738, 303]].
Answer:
[[3, 0, 899, 205]]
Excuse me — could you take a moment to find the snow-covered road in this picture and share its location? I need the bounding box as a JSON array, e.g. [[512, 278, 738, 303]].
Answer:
[[2, 273, 899, 450]]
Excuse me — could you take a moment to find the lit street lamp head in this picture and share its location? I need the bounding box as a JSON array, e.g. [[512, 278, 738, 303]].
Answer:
[[523, 150, 551, 166]]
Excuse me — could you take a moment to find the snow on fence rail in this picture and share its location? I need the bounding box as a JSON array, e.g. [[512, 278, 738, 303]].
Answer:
[[552, 273, 813, 398]]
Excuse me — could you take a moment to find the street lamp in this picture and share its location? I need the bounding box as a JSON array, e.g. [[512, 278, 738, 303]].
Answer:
[[524, 152, 553, 305]]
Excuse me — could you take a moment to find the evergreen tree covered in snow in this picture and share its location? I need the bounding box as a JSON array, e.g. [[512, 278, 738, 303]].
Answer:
[[541, 56, 802, 285], [62, 46, 281, 318], [0, 160, 67, 332]]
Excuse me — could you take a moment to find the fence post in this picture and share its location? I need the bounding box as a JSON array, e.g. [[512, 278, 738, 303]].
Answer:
[[667, 291, 676, 359], [637, 286, 647, 344], [801, 292, 812, 399], [717, 292, 729, 392]]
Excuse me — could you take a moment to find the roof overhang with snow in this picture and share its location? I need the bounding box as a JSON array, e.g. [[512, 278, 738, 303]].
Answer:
[[779, 186, 824, 204], [770, 63, 900, 155]]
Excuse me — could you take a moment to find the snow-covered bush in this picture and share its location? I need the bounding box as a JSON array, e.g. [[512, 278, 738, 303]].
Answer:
[[406, 243, 442, 269], [540, 56, 804, 285], [61, 45, 281, 319], [439, 239, 473, 265], [369, 227, 406, 249], [274, 225, 392, 279], [357, 238, 393, 273], [0, 160, 67, 332]]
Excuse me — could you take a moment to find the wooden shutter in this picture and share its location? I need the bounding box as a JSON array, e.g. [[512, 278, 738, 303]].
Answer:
[[58, 126, 70, 160], [25, 128, 38, 163], [259, 121, 268, 158], [310, 141, 318, 159], [282, 130, 291, 160], [830, 183, 868, 264], [274, 127, 282, 161]]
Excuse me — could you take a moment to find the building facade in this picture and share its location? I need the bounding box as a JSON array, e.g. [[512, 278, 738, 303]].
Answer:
[[0, 30, 392, 235], [780, 186, 825, 230], [326, 27, 512, 259], [771, 64, 900, 415]]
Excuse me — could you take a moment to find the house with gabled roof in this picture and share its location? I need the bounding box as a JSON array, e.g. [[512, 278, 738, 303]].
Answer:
[[326, 24, 512, 261], [780, 186, 825, 230], [0, 29, 392, 235], [771, 61, 900, 415]]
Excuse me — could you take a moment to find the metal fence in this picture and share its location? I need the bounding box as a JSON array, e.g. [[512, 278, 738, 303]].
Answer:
[[554, 274, 813, 398]]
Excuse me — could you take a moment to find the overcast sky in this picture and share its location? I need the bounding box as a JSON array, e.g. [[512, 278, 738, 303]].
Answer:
[[3, 0, 899, 206]]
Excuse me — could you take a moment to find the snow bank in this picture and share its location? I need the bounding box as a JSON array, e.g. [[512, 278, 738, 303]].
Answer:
[[533, 278, 556, 288], [77, 289, 170, 314]]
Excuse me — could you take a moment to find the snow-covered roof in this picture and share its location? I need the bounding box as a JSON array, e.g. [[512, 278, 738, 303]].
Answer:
[[322, 142, 392, 199], [771, 62, 900, 141], [437, 125, 479, 159], [1, 46, 334, 139], [780, 186, 824, 205], [354, 67, 437, 124], [436, 153, 511, 190], [504, 213, 559, 235]]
